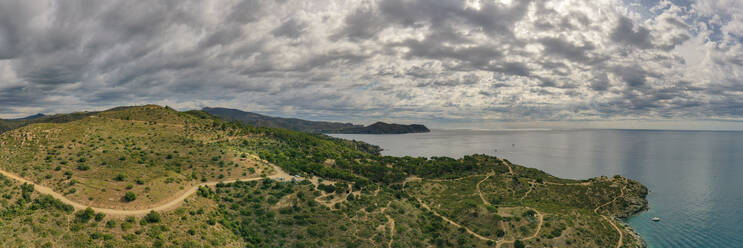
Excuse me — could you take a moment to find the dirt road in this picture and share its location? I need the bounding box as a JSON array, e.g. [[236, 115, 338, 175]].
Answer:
[[0, 165, 292, 216]]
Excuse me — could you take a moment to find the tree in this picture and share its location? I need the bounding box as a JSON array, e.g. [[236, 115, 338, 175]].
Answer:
[[123, 192, 136, 202]]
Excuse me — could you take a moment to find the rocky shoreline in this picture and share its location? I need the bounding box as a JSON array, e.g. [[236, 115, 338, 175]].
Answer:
[[617, 176, 650, 248]]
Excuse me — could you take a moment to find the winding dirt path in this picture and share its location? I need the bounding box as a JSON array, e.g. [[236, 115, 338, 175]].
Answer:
[[415, 169, 545, 247], [519, 182, 535, 201], [0, 165, 292, 216], [386, 215, 395, 248], [476, 170, 494, 205], [416, 198, 496, 242], [494, 206, 544, 248], [499, 158, 514, 175], [594, 186, 625, 248]]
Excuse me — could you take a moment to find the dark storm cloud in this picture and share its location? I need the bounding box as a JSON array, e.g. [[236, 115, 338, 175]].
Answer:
[[538, 37, 598, 64], [272, 19, 308, 38], [611, 16, 654, 49], [590, 73, 611, 91], [398, 37, 504, 69], [378, 0, 532, 36], [611, 66, 658, 87], [0, 0, 741, 124], [332, 7, 387, 40]]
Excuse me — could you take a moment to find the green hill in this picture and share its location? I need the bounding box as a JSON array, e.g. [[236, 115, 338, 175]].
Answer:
[[0, 105, 648, 247]]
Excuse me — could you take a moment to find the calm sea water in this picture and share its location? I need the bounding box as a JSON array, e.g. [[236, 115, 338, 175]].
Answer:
[[329, 129, 743, 248]]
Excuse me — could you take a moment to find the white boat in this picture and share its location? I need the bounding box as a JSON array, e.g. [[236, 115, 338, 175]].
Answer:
[[651, 217, 661, 222]]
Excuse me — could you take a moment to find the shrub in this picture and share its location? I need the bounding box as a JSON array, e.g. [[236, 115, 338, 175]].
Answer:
[[514, 240, 525, 248], [114, 174, 126, 181], [123, 192, 136, 202], [95, 213, 106, 222], [75, 207, 96, 223], [144, 211, 161, 223], [77, 164, 90, 171]]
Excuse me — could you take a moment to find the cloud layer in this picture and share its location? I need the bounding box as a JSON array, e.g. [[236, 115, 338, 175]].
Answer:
[[0, 0, 742, 126]]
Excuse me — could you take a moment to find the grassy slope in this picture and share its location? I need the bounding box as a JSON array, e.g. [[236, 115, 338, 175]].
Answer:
[[0, 105, 267, 209], [0, 105, 648, 248]]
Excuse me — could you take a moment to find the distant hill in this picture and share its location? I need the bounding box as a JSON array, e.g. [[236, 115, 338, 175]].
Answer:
[[8, 113, 46, 121], [331, 121, 430, 134], [202, 107, 430, 134], [0, 112, 93, 134]]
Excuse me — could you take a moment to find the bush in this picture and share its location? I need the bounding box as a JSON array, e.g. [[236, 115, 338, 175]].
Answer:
[[31, 194, 74, 213], [514, 240, 525, 248], [123, 192, 136, 202], [75, 207, 96, 223], [144, 211, 161, 223], [77, 164, 90, 171], [114, 174, 126, 181], [95, 213, 106, 222]]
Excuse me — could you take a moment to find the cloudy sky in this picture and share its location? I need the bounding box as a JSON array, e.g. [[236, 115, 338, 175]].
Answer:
[[1, 0, 742, 130]]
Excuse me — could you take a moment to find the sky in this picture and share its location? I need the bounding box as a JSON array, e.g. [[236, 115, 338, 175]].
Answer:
[[0, 0, 742, 130]]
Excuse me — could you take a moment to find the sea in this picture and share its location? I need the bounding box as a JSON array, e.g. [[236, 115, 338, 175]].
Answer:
[[329, 129, 743, 248]]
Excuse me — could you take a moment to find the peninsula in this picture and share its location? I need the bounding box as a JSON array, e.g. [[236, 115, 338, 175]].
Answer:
[[202, 107, 430, 134]]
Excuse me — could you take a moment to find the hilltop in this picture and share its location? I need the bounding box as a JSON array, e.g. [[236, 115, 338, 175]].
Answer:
[[0, 105, 647, 247], [202, 107, 430, 134]]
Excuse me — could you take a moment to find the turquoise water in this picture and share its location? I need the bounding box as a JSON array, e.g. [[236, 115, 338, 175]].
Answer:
[[329, 129, 743, 248]]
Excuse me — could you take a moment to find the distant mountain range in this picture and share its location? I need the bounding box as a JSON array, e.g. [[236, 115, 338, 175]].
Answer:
[[202, 107, 430, 134], [0, 112, 93, 134], [8, 113, 46, 121]]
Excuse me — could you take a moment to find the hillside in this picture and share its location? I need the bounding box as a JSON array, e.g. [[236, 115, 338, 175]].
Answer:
[[0, 105, 648, 248], [202, 107, 430, 134]]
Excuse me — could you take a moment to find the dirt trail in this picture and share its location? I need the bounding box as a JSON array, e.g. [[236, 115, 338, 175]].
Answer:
[[416, 169, 545, 248], [519, 183, 534, 201], [381, 203, 396, 248], [0, 165, 292, 216], [416, 198, 495, 242], [499, 158, 514, 175], [594, 186, 625, 248], [427, 174, 480, 182], [494, 206, 544, 248], [476, 170, 494, 205]]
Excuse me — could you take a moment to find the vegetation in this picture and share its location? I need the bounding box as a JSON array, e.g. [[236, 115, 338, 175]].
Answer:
[[123, 192, 136, 202], [0, 105, 649, 247]]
